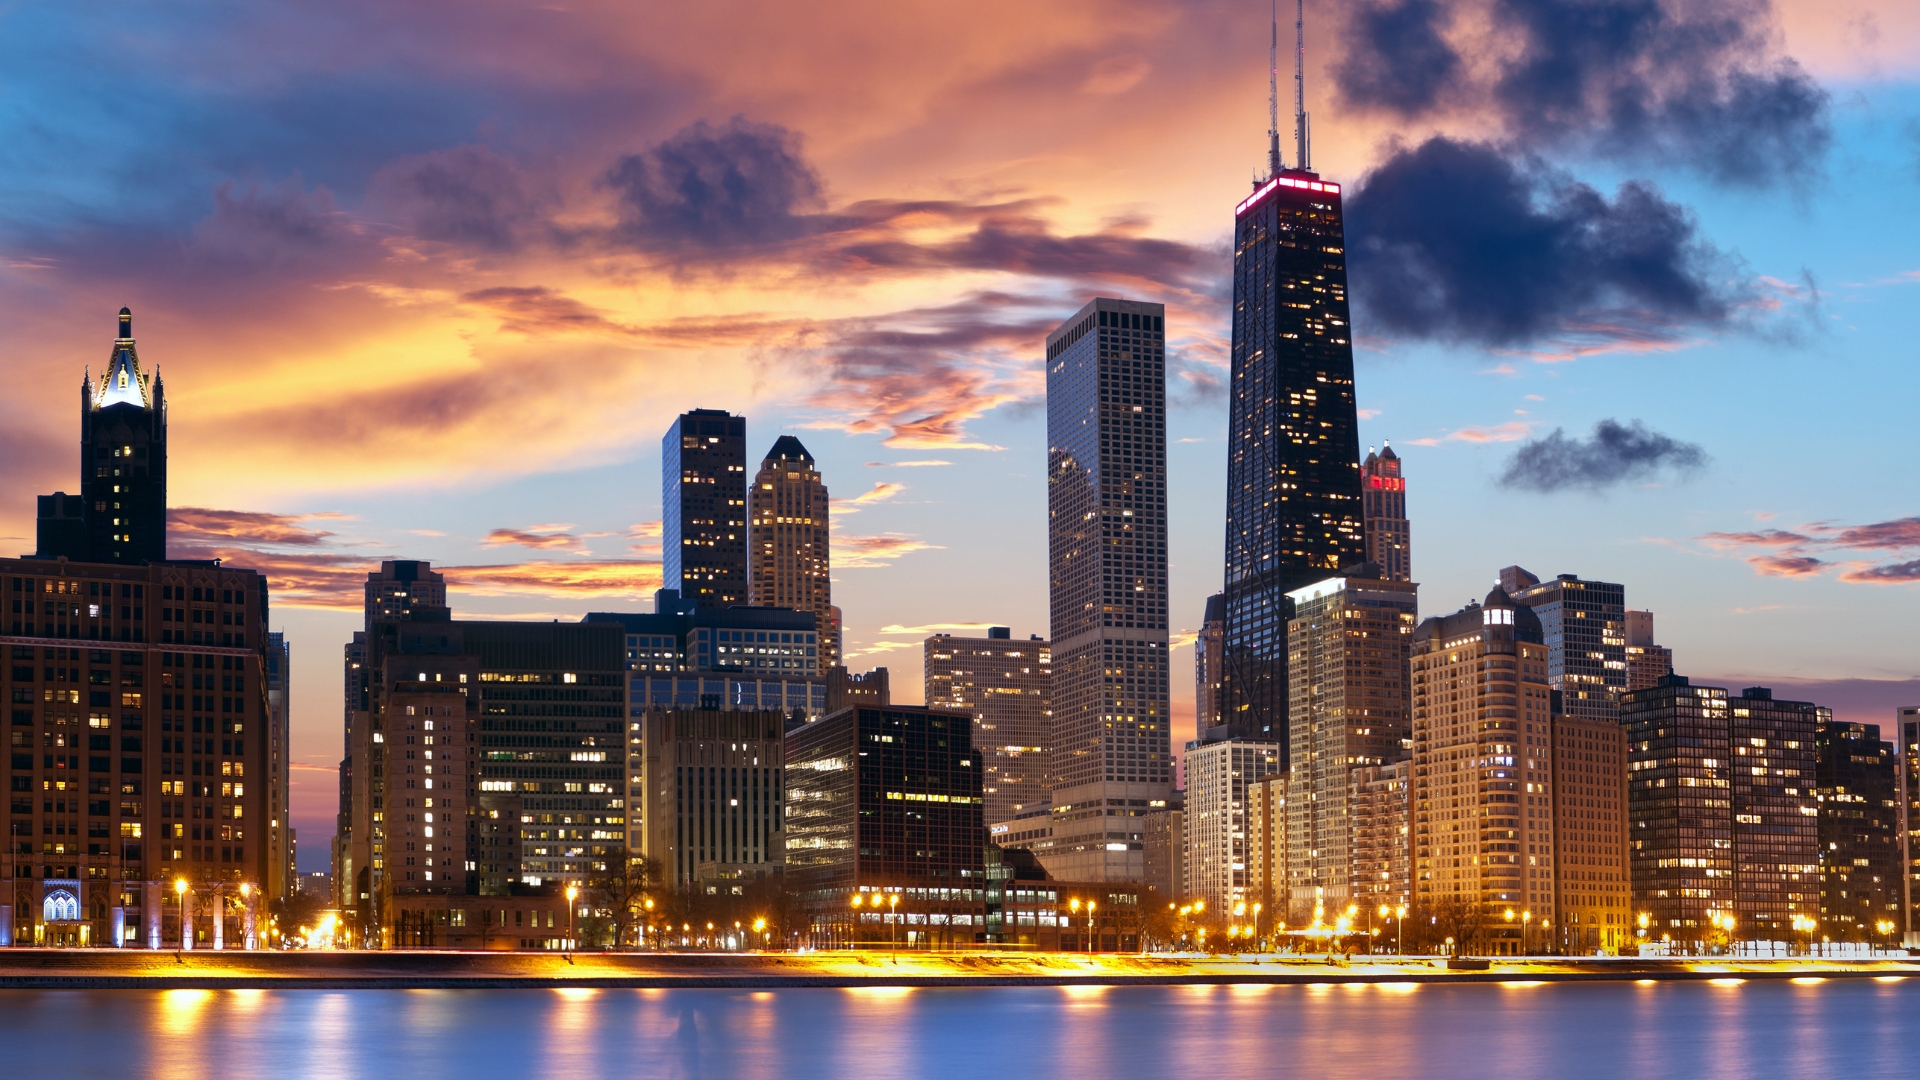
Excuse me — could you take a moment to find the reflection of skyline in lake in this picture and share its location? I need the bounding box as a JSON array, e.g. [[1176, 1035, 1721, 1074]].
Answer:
[[3, 981, 1913, 1080]]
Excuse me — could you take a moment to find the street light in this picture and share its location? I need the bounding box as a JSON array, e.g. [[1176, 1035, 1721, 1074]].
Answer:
[[565, 884, 579, 953], [887, 892, 900, 960], [1395, 905, 1407, 956], [175, 878, 190, 952]]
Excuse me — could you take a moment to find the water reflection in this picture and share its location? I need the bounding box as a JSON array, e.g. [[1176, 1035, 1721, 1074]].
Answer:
[[0, 980, 1913, 1080]]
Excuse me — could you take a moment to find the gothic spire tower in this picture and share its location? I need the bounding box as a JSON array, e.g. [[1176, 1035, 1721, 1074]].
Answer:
[[1218, 4, 1366, 746], [39, 308, 168, 564]]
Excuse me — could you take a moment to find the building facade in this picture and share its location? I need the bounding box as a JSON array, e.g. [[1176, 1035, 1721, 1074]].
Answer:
[[1901, 706, 1920, 945], [1410, 589, 1555, 954], [1623, 609, 1673, 692], [1622, 678, 1821, 943], [1141, 806, 1185, 900], [1194, 593, 1226, 744], [1551, 706, 1631, 953], [783, 704, 985, 947], [1283, 568, 1418, 921], [636, 707, 784, 888], [1221, 171, 1367, 744], [1360, 444, 1409, 583], [924, 628, 1052, 826], [1502, 568, 1627, 723], [1184, 738, 1281, 911], [1815, 718, 1901, 941], [663, 409, 748, 607], [1348, 761, 1409, 914], [748, 436, 837, 673], [1246, 775, 1286, 915], [1044, 298, 1173, 881]]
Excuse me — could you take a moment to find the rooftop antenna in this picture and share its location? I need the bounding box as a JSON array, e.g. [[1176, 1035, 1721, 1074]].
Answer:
[[1267, 0, 1282, 178], [1294, 0, 1310, 173]]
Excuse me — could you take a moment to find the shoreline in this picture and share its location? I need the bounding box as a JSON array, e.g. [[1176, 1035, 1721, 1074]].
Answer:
[[0, 951, 1915, 990]]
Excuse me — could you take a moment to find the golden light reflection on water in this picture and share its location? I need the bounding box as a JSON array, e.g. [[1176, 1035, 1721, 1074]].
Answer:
[[159, 988, 213, 1034], [1377, 982, 1421, 994], [1710, 978, 1746, 987], [842, 984, 916, 998], [1791, 977, 1826, 985], [1059, 984, 1110, 1003], [1499, 981, 1545, 989], [552, 986, 599, 1001], [1226, 983, 1275, 998]]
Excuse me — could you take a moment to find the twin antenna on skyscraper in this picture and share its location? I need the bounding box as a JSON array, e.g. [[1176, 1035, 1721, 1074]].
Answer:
[[1265, 0, 1309, 180]]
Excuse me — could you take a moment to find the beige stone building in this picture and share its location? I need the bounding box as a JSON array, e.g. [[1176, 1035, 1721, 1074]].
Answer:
[[924, 629, 1052, 825], [1411, 588, 1555, 955], [1284, 568, 1418, 922], [1246, 775, 1286, 916], [1551, 710, 1631, 953], [1348, 760, 1409, 913], [747, 437, 836, 672]]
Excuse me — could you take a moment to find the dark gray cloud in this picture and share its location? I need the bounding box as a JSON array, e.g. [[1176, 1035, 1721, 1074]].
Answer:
[[1492, 0, 1829, 187], [1330, 0, 1829, 188], [605, 118, 826, 251], [1333, 0, 1463, 114], [1498, 418, 1707, 492], [1347, 137, 1737, 346], [366, 145, 549, 251]]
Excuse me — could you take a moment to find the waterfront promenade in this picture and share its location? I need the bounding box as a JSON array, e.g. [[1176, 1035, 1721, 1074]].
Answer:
[[0, 950, 1915, 989]]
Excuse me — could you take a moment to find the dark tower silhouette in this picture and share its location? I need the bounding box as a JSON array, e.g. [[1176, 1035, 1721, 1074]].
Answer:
[[36, 307, 168, 564]]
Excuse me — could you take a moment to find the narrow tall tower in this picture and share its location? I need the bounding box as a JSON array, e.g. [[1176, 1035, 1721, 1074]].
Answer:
[[1044, 298, 1173, 882], [1361, 443, 1410, 582], [1220, 0, 1366, 746], [748, 435, 836, 672], [662, 409, 748, 608], [73, 307, 168, 564]]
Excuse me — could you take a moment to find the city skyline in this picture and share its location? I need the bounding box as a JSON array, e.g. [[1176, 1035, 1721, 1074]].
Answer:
[[0, 1, 1917, 872]]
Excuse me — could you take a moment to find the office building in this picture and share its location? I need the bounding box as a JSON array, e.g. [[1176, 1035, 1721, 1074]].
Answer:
[[1220, 151, 1368, 744], [1624, 610, 1673, 692], [378, 653, 478, 899], [33, 308, 168, 566], [1551, 698, 1631, 953], [1044, 297, 1173, 881], [1246, 775, 1286, 913], [925, 628, 1052, 826], [1195, 593, 1226, 744], [662, 409, 748, 607], [1502, 567, 1627, 722], [1184, 737, 1281, 910], [1142, 804, 1186, 899], [1815, 719, 1900, 940], [1410, 589, 1555, 954], [636, 707, 784, 889], [784, 704, 984, 948], [1283, 567, 1418, 920], [1348, 761, 1409, 914], [264, 632, 293, 901], [1621, 678, 1820, 942], [1360, 444, 1410, 582], [826, 665, 890, 713], [748, 436, 837, 673]]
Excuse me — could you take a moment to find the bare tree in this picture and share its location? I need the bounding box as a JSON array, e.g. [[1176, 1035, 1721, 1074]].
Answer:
[[588, 847, 662, 950]]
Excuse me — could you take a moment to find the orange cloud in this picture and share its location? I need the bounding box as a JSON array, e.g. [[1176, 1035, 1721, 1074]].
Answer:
[[484, 526, 588, 552], [832, 481, 905, 513], [169, 507, 344, 547], [441, 560, 663, 598], [835, 532, 941, 568]]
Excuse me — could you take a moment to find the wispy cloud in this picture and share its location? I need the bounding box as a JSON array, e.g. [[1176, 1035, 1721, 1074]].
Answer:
[[836, 533, 942, 568], [831, 482, 906, 514], [1405, 421, 1534, 447], [169, 507, 346, 548], [867, 460, 952, 468], [877, 622, 1002, 636], [483, 525, 589, 553], [1692, 514, 1920, 585]]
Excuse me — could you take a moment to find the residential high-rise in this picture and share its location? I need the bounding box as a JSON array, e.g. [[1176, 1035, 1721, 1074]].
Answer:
[[1815, 718, 1901, 941], [1142, 805, 1187, 900], [1621, 678, 1821, 943], [1246, 775, 1287, 914], [783, 704, 985, 948], [1195, 593, 1226, 742], [1348, 761, 1410, 915], [1900, 707, 1920, 944], [1502, 567, 1627, 723], [663, 409, 747, 607], [748, 436, 836, 672], [1221, 163, 1367, 745], [1184, 737, 1281, 910], [1360, 444, 1410, 582], [34, 308, 168, 566], [1624, 609, 1674, 692], [1551, 697, 1632, 953], [1410, 589, 1555, 954], [1044, 298, 1173, 881], [1283, 567, 1418, 921], [637, 707, 785, 889], [924, 628, 1052, 825]]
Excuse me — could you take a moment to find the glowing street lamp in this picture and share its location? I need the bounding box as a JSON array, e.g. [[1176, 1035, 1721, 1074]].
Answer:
[[175, 878, 191, 952], [565, 884, 579, 953]]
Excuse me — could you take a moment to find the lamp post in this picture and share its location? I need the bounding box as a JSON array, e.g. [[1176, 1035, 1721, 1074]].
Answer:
[[850, 891, 864, 951], [175, 878, 191, 952], [1395, 905, 1407, 956], [1504, 909, 1515, 956], [887, 892, 900, 961], [643, 897, 655, 950], [564, 884, 579, 953], [1088, 900, 1099, 955]]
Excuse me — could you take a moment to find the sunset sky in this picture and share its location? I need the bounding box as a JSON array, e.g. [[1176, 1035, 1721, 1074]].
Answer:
[[3, 0, 1916, 867]]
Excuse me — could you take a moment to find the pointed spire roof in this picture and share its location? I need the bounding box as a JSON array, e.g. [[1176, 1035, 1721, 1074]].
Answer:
[[1379, 439, 1398, 460], [93, 306, 151, 410], [764, 435, 814, 463]]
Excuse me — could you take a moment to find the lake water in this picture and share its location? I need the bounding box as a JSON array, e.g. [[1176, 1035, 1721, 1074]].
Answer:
[[3, 979, 1913, 1079]]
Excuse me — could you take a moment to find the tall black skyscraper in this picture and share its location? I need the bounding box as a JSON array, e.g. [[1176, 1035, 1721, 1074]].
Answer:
[[1219, 18, 1366, 743], [35, 307, 168, 564], [662, 408, 747, 608]]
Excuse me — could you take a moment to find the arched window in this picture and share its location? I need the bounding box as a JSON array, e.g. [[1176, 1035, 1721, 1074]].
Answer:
[[44, 889, 81, 923]]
